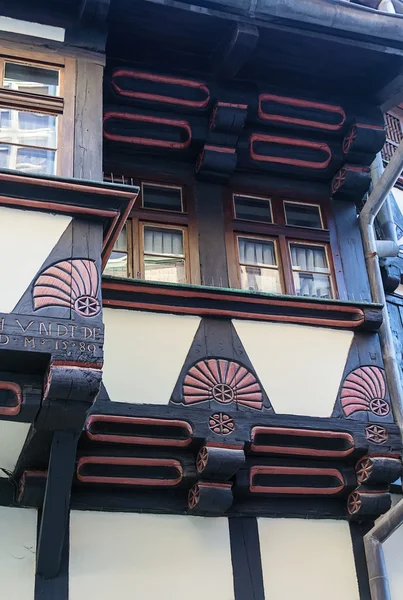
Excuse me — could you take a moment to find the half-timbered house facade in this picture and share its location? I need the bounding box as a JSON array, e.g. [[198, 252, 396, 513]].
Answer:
[[1, 0, 403, 598]]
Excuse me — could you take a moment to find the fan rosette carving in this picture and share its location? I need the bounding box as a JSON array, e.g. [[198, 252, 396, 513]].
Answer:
[[183, 358, 263, 410], [340, 366, 390, 418], [33, 259, 100, 317]]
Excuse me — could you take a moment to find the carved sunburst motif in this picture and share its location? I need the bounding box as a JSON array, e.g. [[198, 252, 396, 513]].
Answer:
[[341, 366, 390, 418], [183, 359, 263, 409], [33, 259, 100, 318]]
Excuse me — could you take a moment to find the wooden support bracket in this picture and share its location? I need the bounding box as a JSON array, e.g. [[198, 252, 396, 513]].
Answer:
[[36, 430, 79, 579], [212, 23, 259, 79]]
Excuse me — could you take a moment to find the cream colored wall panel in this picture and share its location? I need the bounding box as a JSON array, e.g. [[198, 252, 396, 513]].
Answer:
[[0, 207, 71, 313], [383, 495, 403, 600], [69, 512, 233, 600], [258, 518, 359, 600], [103, 308, 200, 404], [233, 320, 353, 417], [0, 420, 30, 477], [0, 506, 37, 600]]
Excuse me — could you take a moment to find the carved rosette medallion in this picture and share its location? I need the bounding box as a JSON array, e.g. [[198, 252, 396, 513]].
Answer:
[[365, 425, 388, 444], [208, 413, 235, 435], [33, 259, 100, 318], [196, 447, 209, 474], [343, 125, 357, 154], [340, 366, 390, 418], [332, 169, 346, 194], [188, 483, 200, 509], [356, 457, 374, 484], [183, 359, 263, 409], [347, 491, 362, 515]]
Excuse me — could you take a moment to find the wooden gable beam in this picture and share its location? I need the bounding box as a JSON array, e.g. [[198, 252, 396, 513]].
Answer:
[[212, 22, 259, 79], [78, 0, 110, 23]]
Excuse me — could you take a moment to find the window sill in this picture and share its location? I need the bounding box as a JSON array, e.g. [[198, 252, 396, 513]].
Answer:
[[101, 276, 382, 331]]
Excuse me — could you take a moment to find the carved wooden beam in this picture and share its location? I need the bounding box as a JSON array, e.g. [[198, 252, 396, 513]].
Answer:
[[36, 431, 80, 579], [212, 23, 259, 79], [78, 0, 110, 22]]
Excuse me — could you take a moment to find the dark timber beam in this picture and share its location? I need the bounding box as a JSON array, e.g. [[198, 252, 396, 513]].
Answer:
[[212, 23, 259, 78], [78, 0, 110, 22], [36, 430, 79, 579], [229, 517, 265, 600], [378, 71, 403, 112]]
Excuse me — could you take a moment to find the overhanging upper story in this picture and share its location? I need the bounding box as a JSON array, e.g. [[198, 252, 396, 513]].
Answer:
[[0, 0, 402, 531]]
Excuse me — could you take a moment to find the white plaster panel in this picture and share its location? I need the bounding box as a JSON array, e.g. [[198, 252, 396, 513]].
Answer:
[[0, 420, 30, 477], [103, 308, 200, 404], [0, 506, 37, 600], [258, 518, 359, 600], [383, 495, 403, 600], [0, 17, 65, 41], [69, 512, 233, 600], [233, 320, 353, 417], [0, 207, 71, 313]]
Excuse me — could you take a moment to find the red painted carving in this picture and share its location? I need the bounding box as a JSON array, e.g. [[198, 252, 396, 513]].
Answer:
[[249, 466, 345, 495], [183, 359, 263, 409], [356, 457, 374, 484], [332, 169, 346, 194], [86, 414, 193, 447], [188, 483, 200, 509], [249, 134, 332, 170], [196, 447, 209, 473], [209, 413, 235, 435], [340, 366, 389, 417], [365, 424, 388, 444], [257, 94, 346, 131], [0, 381, 22, 416], [347, 491, 362, 515], [103, 111, 192, 149], [343, 126, 357, 154], [77, 456, 183, 486], [111, 70, 210, 108], [250, 426, 354, 458], [33, 259, 100, 317]]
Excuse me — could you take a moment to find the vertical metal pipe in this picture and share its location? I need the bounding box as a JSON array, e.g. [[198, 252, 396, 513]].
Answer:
[[360, 139, 403, 600]]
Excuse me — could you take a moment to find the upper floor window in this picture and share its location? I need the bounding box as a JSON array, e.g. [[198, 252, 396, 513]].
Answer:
[[0, 52, 74, 177], [226, 193, 337, 299], [104, 178, 199, 285]]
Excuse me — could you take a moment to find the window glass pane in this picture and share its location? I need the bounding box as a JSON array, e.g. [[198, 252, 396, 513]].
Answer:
[[104, 251, 128, 278], [144, 255, 186, 284], [284, 202, 323, 229], [4, 62, 59, 96], [0, 109, 57, 148], [142, 184, 183, 212], [234, 195, 273, 223], [238, 237, 276, 267], [293, 272, 332, 299], [114, 226, 127, 253], [0, 144, 10, 168], [290, 244, 329, 273], [0, 145, 55, 174], [144, 227, 184, 256], [16, 147, 55, 174], [240, 265, 282, 294]]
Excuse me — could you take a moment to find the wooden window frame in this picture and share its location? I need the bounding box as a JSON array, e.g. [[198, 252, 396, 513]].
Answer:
[[105, 174, 200, 285], [225, 190, 345, 299], [0, 49, 75, 177], [236, 233, 284, 294]]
